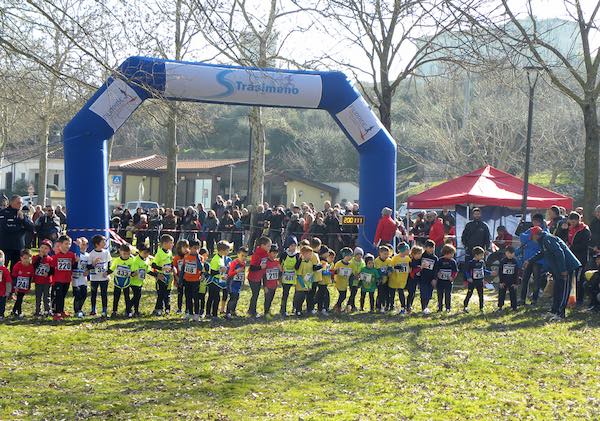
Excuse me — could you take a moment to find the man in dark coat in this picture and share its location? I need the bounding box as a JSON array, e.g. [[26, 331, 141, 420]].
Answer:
[[0, 195, 34, 269], [461, 208, 491, 260]]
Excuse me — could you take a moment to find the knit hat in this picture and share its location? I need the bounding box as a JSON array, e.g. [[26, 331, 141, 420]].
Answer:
[[40, 239, 53, 249], [270, 244, 279, 253], [353, 247, 364, 256], [340, 247, 353, 258], [284, 236, 298, 248], [364, 253, 374, 262], [397, 242, 409, 253]]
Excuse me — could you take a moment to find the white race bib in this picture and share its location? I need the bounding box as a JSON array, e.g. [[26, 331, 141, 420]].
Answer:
[[35, 264, 50, 277], [233, 272, 245, 282], [57, 258, 72, 271], [282, 271, 295, 282], [15, 276, 30, 290], [473, 267, 485, 279], [138, 269, 146, 280], [502, 264, 515, 275], [359, 273, 372, 284], [265, 268, 279, 281], [339, 267, 353, 277], [438, 270, 452, 281], [184, 262, 197, 275], [116, 265, 131, 278], [422, 258, 435, 271]]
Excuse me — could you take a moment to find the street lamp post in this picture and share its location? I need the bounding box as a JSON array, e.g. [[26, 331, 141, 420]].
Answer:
[[520, 66, 543, 223]]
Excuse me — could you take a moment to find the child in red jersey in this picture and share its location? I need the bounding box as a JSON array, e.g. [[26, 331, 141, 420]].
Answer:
[[0, 250, 11, 319], [51, 235, 78, 320], [247, 236, 271, 317], [263, 244, 282, 318], [33, 240, 54, 317], [11, 249, 34, 318], [226, 246, 247, 319]]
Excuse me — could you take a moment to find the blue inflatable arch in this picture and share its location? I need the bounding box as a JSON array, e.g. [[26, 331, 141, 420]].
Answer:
[[64, 57, 396, 251]]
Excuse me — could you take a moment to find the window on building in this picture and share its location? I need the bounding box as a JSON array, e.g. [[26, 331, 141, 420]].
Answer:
[[53, 174, 59, 186]]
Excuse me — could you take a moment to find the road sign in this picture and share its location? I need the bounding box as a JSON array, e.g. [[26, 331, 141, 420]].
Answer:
[[342, 215, 365, 225], [111, 175, 122, 185]]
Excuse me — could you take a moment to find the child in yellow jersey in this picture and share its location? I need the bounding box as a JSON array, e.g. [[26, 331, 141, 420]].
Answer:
[[374, 245, 392, 313], [347, 247, 365, 312], [307, 238, 323, 314], [316, 247, 333, 315], [294, 245, 321, 316], [389, 242, 411, 315], [333, 248, 353, 313], [279, 237, 300, 316]]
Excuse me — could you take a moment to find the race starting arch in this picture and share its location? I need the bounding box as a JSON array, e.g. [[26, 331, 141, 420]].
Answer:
[[64, 57, 397, 251]]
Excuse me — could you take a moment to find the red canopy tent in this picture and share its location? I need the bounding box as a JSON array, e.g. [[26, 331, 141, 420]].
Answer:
[[407, 165, 573, 209]]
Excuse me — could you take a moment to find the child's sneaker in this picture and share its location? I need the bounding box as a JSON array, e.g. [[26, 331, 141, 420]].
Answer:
[[399, 309, 406, 316], [295, 311, 303, 317], [359, 307, 364, 312], [423, 308, 431, 315], [176, 309, 182, 315], [154, 309, 162, 316], [321, 309, 329, 316], [128, 312, 134, 318], [52, 313, 63, 321], [77, 311, 84, 318], [165, 309, 170, 316], [193, 314, 199, 321], [379, 308, 385, 314], [345, 305, 352, 313], [111, 311, 118, 318], [310, 309, 317, 315], [446, 308, 451, 313], [183, 313, 190, 320], [463, 307, 469, 313], [225, 313, 233, 320]]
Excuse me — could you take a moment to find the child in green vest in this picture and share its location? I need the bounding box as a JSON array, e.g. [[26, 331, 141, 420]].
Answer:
[[130, 244, 150, 317], [360, 254, 381, 312], [151, 234, 174, 316]]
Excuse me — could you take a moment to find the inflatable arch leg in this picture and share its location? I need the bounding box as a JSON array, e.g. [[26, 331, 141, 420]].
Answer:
[[64, 57, 396, 252]]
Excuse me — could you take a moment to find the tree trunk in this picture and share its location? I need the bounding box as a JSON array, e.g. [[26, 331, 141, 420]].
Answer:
[[379, 86, 392, 132], [248, 106, 265, 206], [38, 114, 50, 207], [582, 99, 599, 223], [165, 104, 178, 208], [549, 168, 559, 186]]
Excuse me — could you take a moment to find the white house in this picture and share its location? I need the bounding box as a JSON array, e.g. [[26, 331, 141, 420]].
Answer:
[[0, 149, 65, 193]]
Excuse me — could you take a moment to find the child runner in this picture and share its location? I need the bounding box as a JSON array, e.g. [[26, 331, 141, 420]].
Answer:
[[32, 239, 53, 317], [359, 254, 380, 312], [263, 244, 281, 318], [374, 245, 392, 313], [182, 239, 203, 321], [389, 242, 411, 315], [11, 249, 34, 318], [109, 243, 135, 317], [247, 236, 271, 318], [152, 234, 174, 316], [463, 246, 490, 313], [172, 239, 190, 315], [316, 247, 332, 315], [88, 235, 111, 317], [307, 238, 324, 314], [497, 245, 519, 311], [419, 240, 438, 314], [51, 235, 78, 320], [279, 237, 300, 316], [406, 246, 424, 314], [207, 241, 231, 319], [293, 245, 318, 316], [226, 246, 248, 319], [130, 244, 150, 316], [333, 247, 353, 313], [198, 248, 209, 317], [434, 244, 458, 313], [72, 237, 89, 318], [0, 251, 10, 319], [347, 247, 365, 312]]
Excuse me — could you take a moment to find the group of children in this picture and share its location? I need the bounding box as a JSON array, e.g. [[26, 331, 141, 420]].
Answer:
[[0, 231, 523, 321]]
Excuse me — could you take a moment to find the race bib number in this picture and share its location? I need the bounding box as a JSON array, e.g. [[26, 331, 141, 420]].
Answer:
[[15, 276, 30, 290], [261, 258, 268, 266], [265, 268, 280, 281], [163, 264, 172, 273], [473, 267, 485, 279], [438, 270, 452, 281], [502, 264, 515, 275], [35, 264, 50, 277], [233, 272, 245, 282], [359, 273, 372, 285], [116, 265, 131, 278], [422, 258, 435, 270], [399, 263, 409, 273], [93, 262, 106, 274], [339, 267, 353, 277], [57, 258, 72, 271], [282, 271, 295, 283], [138, 269, 146, 280], [184, 262, 197, 275]]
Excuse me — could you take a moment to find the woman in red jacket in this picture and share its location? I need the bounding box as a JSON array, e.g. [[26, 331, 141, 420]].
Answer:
[[373, 208, 398, 248], [427, 212, 446, 255]]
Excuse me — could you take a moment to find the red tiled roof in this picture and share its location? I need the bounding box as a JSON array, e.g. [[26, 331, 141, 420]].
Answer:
[[109, 155, 246, 171]]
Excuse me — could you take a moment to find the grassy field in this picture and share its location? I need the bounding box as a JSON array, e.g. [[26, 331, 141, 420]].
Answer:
[[0, 283, 599, 420]]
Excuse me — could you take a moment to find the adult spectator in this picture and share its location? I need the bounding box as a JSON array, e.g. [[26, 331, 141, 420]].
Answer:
[[147, 208, 163, 254], [373, 207, 397, 248], [411, 212, 427, 246], [241, 208, 251, 246], [527, 226, 581, 320], [267, 206, 285, 246], [232, 209, 243, 251], [441, 207, 455, 234], [547, 205, 568, 242], [219, 209, 234, 242], [22, 206, 35, 248], [589, 205, 600, 253], [286, 213, 304, 241], [35, 205, 61, 243], [204, 210, 219, 255], [133, 207, 143, 225], [325, 209, 342, 252], [181, 206, 198, 241], [519, 214, 547, 305], [0, 195, 34, 269], [309, 212, 327, 243], [32, 205, 43, 224], [196, 203, 207, 227], [120, 209, 132, 238], [461, 208, 491, 260], [248, 205, 266, 251], [232, 194, 242, 209], [162, 208, 178, 233], [0, 194, 8, 209], [427, 211, 445, 255], [566, 211, 591, 305], [54, 204, 67, 226], [212, 195, 225, 219]]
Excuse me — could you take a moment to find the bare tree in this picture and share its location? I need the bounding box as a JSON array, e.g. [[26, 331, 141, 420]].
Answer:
[[447, 0, 600, 218]]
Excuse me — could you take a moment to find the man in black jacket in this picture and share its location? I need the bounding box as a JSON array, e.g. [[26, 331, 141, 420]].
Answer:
[[548, 205, 568, 242], [35, 206, 61, 243], [0, 195, 34, 269], [567, 211, 591, 305], [590, 205, 600, 253], [461, 208, 491, 260]]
